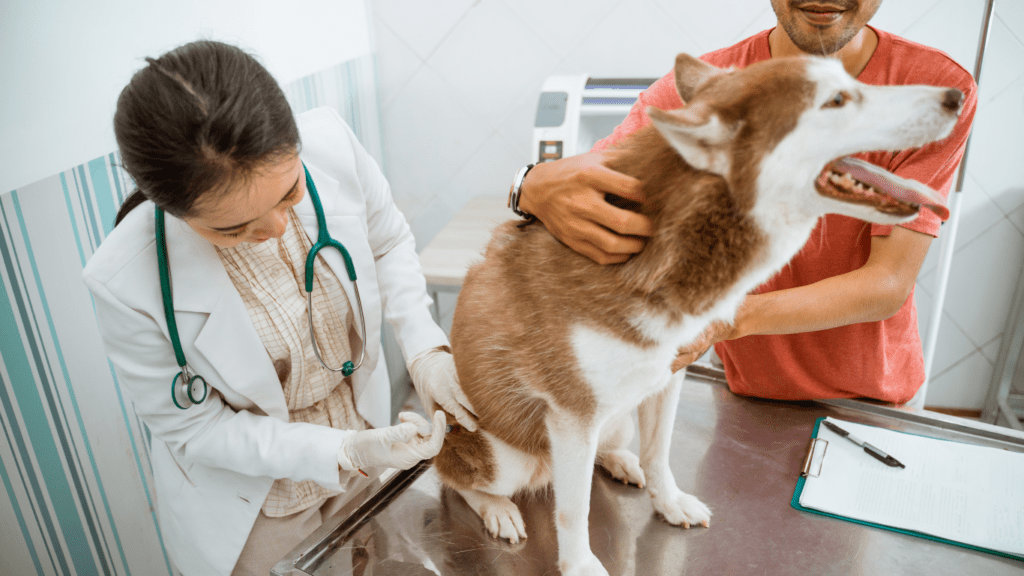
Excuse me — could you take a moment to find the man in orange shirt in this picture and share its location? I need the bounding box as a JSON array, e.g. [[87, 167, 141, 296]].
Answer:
[[511, 0, 977, 405]]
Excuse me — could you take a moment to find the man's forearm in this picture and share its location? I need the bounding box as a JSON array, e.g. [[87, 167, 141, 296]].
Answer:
[[733, 227, 931, 338], [736, 272, 906, 338]]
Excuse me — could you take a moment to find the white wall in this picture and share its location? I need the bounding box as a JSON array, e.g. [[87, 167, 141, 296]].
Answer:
[[0, 0, 372, 194], [371, 0, 1024, 410]]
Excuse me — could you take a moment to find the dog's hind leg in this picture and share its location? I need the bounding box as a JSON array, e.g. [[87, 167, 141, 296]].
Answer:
[[548, 414, 610, 576], [455, 488, 527, 544], [638, 372, 711, 528], [596, 412, 646, 488], [440, 429, 542, 544]]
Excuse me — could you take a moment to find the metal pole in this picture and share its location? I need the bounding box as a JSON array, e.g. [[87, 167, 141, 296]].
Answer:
[[919, 0, 996, 401]]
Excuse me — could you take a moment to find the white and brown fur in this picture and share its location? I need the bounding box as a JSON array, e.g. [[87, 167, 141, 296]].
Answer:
[[435, 54, 963, 576]]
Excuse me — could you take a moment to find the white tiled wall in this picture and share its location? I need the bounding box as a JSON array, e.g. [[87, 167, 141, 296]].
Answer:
[[371, 0, 1024, 410]]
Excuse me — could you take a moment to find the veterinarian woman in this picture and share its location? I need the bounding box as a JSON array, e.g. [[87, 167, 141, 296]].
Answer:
[[82, 40, 477, 576]]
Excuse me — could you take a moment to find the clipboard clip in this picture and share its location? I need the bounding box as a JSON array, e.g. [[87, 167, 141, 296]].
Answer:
[[801, 437, 828, 478]]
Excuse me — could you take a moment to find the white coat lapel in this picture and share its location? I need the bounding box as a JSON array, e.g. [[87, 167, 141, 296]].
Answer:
[[160, 214, 226, 313], [163, 213, 288, 419]]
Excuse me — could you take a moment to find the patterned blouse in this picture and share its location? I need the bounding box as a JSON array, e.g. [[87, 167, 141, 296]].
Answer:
[[217, 208, 366, 517]]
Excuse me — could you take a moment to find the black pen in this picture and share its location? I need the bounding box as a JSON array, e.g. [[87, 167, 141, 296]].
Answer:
[[822, 420, 906, 469]]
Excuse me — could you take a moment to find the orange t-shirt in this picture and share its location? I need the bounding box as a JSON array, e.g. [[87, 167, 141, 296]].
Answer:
[[593, 27, 977, 403]]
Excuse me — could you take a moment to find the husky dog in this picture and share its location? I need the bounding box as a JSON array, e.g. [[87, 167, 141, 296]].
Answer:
[[436, 53, 962, 576]]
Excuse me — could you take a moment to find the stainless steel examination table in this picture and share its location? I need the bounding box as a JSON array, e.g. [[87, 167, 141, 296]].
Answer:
[[272, 368, 1024, 576]]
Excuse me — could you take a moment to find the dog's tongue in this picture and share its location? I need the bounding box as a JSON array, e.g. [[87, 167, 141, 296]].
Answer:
[[830, 157, 950, 220]]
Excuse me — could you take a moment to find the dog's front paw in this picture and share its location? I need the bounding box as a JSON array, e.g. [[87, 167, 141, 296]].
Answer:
[[479, 496, 528, 544], [559, 552, 609, 576], [649, 486, 711, 528], [457, 489, 528, 544], [597, 449, 646, 488]]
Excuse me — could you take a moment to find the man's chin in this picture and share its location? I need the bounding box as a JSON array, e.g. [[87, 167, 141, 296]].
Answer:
[[786, 19, 858, 55]]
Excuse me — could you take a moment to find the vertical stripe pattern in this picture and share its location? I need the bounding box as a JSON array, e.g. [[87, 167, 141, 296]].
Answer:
[[0, 54, 383, 576]]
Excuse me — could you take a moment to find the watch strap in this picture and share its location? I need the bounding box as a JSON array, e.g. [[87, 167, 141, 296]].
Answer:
[[507, 163, 536, 218]]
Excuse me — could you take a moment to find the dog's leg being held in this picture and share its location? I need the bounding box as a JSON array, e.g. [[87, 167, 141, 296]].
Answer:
[[546, 413, 609, 576], [638, 372, 712, 528]]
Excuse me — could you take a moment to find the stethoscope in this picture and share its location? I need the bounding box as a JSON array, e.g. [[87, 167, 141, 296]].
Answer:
[[156, 163, 368, 410]]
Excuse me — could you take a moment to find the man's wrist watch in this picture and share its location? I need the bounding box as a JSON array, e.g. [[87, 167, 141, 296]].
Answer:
[[507, 163, 535, 219]]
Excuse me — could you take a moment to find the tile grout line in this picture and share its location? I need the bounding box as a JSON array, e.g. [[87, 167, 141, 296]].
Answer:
[[995, 12, 1024, 53], [728, 6, 775, 46], [374, 17, 426, 109], [930, 345, 987, 382], [547, 0, 653, 78], [897, 0, 947, 38], [418, 2, 478, 64], [493, 0, 567, 62], [970, 11, 1024, 106]]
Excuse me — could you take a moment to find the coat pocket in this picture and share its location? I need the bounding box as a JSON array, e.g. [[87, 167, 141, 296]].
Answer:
[[165, 443, 196, 487]]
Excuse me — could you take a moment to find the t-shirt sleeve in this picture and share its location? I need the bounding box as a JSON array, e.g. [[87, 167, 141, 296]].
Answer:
[[872, 70, 978, 238], [591, 70, 682, 152]]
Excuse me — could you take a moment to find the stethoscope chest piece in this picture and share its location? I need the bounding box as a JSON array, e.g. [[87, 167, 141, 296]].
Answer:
[[171, 371, 209, 410]]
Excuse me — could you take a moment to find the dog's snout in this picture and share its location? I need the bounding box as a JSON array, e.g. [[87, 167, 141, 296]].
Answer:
[[942, 88, 964, 113]]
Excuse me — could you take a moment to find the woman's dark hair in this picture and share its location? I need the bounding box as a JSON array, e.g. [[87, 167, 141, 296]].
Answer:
[[114, 40, 299, 225]]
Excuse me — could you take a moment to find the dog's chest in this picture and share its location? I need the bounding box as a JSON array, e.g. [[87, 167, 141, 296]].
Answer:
[[568, 306, 726, 410]]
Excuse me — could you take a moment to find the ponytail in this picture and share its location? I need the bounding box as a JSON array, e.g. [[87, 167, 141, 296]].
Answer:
[[114, 189, 148, 226]]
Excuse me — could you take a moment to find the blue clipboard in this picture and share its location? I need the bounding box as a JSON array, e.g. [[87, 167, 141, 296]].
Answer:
[[791, 417, 1024, 562]]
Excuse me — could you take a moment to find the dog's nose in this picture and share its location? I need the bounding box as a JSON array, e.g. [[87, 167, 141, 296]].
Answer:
[[942, 88, 964, 113]]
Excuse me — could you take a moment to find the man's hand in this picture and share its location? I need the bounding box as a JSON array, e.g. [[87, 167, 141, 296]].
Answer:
[[518, 149, 652, 264], [671, 321, 735, 372]]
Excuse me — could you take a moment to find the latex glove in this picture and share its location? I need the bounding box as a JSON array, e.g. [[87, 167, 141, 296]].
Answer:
[[338, 411, 446, 472], [409, 347, 478, 432]]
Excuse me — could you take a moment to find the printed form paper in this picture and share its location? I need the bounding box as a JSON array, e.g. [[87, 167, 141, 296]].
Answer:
[[800, 417, 1024, 557]]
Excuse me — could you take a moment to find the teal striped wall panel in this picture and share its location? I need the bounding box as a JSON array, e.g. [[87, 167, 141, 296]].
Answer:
[[286, 54, 385, 171], [1, 157, 164, 576], [0, 54, 382, 576]]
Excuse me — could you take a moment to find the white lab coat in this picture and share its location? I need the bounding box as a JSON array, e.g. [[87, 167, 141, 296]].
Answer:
[[82, 107, 448, 575]]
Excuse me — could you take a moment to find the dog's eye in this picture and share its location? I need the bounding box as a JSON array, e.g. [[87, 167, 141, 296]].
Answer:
[[823, 91, 851, 109]]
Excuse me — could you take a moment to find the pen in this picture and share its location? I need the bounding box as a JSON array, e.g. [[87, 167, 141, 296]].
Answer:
[[821, 420, 906, 469]]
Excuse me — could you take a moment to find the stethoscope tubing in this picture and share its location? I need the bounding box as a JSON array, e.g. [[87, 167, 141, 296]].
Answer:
[[156, 206, 211, 409], [302, 163, 367, 376], [307, 287, 367, 377]]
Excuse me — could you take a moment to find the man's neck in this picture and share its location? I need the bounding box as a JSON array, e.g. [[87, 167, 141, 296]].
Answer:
[[768, 26, 879, 78]]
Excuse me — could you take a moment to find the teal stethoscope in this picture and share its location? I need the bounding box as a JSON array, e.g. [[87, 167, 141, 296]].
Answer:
[[156, 163, 368, 410]]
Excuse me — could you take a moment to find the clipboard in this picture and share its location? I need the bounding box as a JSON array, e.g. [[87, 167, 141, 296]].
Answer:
[[791, 417, 1024, 561]]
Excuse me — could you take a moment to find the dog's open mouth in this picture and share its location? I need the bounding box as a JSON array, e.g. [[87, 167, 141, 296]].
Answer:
[[814, 157, 949, 220]]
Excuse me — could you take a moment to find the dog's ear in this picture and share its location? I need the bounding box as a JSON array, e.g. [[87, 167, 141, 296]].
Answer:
[[674, 54, 724, 103], [647, 105, 742, 176]]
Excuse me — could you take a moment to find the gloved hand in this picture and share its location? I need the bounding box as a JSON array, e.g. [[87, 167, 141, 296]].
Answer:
[[337, 411, 446, 472], [409, 347, 478, 432]]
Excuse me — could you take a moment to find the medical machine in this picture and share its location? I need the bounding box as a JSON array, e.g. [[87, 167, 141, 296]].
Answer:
[[531, 75, 657, 164]]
